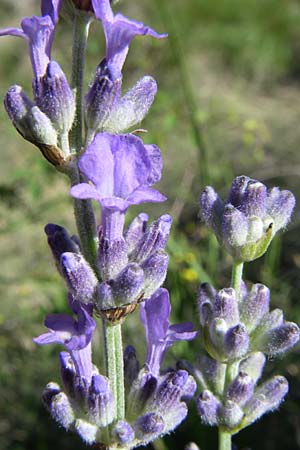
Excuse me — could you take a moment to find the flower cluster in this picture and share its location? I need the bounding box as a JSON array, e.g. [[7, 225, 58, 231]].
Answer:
[[192, 282, 299, 433], [193, 175, 299, 443], [200, 175, 295, 261], [34, 289, 196, 447]]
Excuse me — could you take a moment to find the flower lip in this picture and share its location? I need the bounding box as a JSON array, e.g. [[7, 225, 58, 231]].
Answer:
[[70, 132, 166, 212]]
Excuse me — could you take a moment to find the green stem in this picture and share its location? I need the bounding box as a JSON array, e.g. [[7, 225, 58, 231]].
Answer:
[[103, 322, 125, 421], [231, 260, 244, 301], [69, 12, 97, 271], [70, 168, 98, 273], [70, 12, 91, 153], [218, 429, 232, 450]]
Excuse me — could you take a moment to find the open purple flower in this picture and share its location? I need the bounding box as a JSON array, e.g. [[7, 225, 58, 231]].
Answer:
[[34, 300, 95, 380], [91, 0, 166, 73], [85, 0, 166, 135], [0, 1, 62, 79], [140, 288, 198, 377], [71, 133, 166, 239]]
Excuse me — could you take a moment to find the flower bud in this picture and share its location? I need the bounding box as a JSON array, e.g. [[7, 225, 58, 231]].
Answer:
[[42, 382, 61, 409], [45, 223, 80, 270], [221, 205, 248, 248], [141, 250, 169, 298], [239, 352, 266, 383], [112, 263, 144, 306], [60, 252, 98, 303], [218, 400, 244, 429], [256, 322, 300, 356], [85, 58, 122, 133], [240, 284, 270, 333], [87, 374, 115, 427], [240, 181, 267, 216], [134, 412, 164, 440], [196, 390, 221, 426], [150, 371, 188, 414], [98, 236, 128, 280], [106, 76, 157, 133], [124, 345, 140, 391], [197, 283, 215, 326], [112, 420, 135, 445], [224, 324, 249, 361], [74, 418, 98, 444], [226, 371, 255, 406], [214, 288, 239, 326], [125, 213, 148, 255], [131, 214, 172, 263], [48, 391, 75, 430], [242, 376, 288, 429], [59, 351, 76, 396], [4, 85, 58, 146], [35, 61, 75, 134]]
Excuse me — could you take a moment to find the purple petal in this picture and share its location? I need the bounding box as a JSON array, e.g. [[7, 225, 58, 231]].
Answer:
[[70, 183, 102, 202], [78, 134, 115, 194], [168, 323, 198, 343], [91, 0, 166, 72], [21, 16, 54, 77], [41, 0, 63, 24], [127, 187, 166, 206], [45, 313, 77, 332], [0, 27, 26, 39], [73, 133, 165, 210]]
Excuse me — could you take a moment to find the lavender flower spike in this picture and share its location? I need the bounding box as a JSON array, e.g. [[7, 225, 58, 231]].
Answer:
[[140, 288, 198, 376], [91, 0, 167, 73]]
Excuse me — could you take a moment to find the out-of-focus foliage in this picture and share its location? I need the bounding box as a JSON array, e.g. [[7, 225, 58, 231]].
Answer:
[[1, 1, 300, 449]]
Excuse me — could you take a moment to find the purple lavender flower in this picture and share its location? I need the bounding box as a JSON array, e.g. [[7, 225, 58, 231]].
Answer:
[[91, 0, 166, 73], [140, 288, 198, 377], [70, 132, 166, 233], [0, 1, 61, 79], [200, 176, 296, 261], [84, 0, 166, 135]]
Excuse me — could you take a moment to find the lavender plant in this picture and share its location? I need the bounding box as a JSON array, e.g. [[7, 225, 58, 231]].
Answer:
[[1, 2, 299, 450], [192, 176, 300, 449], [1, 1, 197, 449]]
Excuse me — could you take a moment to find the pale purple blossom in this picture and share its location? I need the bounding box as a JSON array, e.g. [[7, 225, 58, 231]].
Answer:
[[140, 288, 198, 376]]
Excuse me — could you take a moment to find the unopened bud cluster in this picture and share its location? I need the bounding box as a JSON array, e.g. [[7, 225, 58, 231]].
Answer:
[[198, 283, 299, 362], [193, 282, 299, 432], [46, 212, 171, 323], [200, 175, 295, 261]]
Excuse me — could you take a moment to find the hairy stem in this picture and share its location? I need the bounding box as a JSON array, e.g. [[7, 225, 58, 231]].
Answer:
[[70, 12, 91, 152], [69, 13, 98, 272], [218, 429, 232, 450], [231, 260, 244, 301], [104, 322, 125, 421]]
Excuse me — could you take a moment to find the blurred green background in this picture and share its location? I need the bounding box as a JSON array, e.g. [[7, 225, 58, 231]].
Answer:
[[1, 0, 300, 449]]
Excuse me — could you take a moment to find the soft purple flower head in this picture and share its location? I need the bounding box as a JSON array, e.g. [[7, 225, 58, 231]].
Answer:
[[70, 132, 166, 214], [91, 0, 167, 73], [140, 288, 198, 376], [0, 1, 62, 78]]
